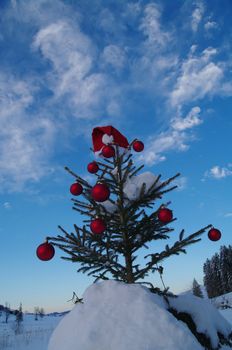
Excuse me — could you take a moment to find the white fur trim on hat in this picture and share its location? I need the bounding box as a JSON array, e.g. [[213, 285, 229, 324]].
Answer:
[[102, 134, 114, 145]]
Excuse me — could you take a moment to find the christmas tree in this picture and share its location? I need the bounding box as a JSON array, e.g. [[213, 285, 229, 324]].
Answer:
[[37, 125, 221, 298], [38, 126, 232, 350]]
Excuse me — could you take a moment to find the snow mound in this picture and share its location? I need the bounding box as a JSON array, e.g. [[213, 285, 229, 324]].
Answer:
[[48, 280, 210, 350], [169, 293, 232, 349], [211, 292, 232, 309]]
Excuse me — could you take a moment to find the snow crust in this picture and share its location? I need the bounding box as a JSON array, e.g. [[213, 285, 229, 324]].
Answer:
[[99, 171, 161, 213], [48, 280, 232, 350], [123, 171, 161, 200], [100, 199, 118, 213], [0, 314, 61, 350], [212, 292, 232, 309], [169, 293, 232, 348]]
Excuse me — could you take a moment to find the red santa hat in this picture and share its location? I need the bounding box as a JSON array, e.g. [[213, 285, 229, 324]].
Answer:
[[92, 126, 130, 156]]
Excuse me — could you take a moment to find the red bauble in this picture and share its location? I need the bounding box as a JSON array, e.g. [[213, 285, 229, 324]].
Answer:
[[90, 218, 106, 234], [91, 183, 110, 202], [133, 140, 144, 152], [102, 145, 115, 158], [208, 228, 221, 241], [36, 242, 55, 261], [158, 208, 173, 223], [87, 161, 99, 174], [70, 182, 83, 196]]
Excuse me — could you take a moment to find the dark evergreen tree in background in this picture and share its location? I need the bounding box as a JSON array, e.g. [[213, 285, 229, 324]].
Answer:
[[228, 247, 232, 291], [203, 245, 232, 298], [192, 278, 203, 298], [203, 258, 212, 297], [220, 245, 232, 294], [212, 253, 223, 297]]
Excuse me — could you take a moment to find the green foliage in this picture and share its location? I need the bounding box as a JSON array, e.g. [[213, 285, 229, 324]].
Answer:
[[48, 143, 212, 296], [192, 278, 204, 298]]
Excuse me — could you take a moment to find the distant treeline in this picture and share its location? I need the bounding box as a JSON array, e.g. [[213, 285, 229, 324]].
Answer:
[[203, 245, 232, 298]]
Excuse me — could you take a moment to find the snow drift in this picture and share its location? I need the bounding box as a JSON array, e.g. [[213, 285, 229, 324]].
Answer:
[[48, 280, 232, 350]]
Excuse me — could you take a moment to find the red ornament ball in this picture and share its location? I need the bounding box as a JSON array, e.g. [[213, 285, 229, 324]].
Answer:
[[133, 140, 144, 152], [70, 182, 83, 196], [91, 183, 110, 202], [90, 218, 106, 234], [87, 161, 99, 174], [158, 208, 173, 223], [102, 145, 115, 158], [208, 228, 221, 241], [36, 242, 55, 261]]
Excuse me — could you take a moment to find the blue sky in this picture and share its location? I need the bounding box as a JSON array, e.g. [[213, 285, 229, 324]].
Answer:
[[0, 0, 232, 313]]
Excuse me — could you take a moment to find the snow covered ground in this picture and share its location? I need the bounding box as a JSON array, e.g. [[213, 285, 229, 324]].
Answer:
[[0, 313, 64, 350], [48, 281, 232, 350], [1, 288, 231, 350]]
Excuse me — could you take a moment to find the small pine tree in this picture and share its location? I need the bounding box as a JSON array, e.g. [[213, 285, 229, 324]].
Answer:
[[192, 278, 203, 298], [16, 302, 23, 322], [4, 302, 10, 323], [39, 307, 45, 318], [34, 307, 39, 321], [47, 133, 212, 298], [15, 303, 23, 334]]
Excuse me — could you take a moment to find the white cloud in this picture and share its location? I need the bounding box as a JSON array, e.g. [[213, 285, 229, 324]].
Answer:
[[170, 47, 223, 108], [171, 106, 202, 131], [99, 8, 116, 32], [101, 45, 126, 70], [33, 21, 114, 119], [138, 130, 188, 165], [191, 2, 204, 32], [190, 45, 197, 54], [130, 3, 177, 94], [205, 166, 232, 179], [201, 47, 217, 60], [8, 0, 72, 27], [0, 73, 55, 193], [218, 82, 232, 97], [153, 55, 179, 71], [224, 212, 232, 218], [137, 107, 202, 166], [139, 3, 170, 50], [3, 202, 12, 209], [173, 176, 187, 191], [204, 21, 218, 31], [124, 2, 141, 20]]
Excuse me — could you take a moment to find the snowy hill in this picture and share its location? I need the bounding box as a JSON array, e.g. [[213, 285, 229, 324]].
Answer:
[[1, 286, 232, 350], [211, 292, 232, 309], [48, 280, 232, 350], [0, 313, 64, 350], [179, 285, 232, 309]]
